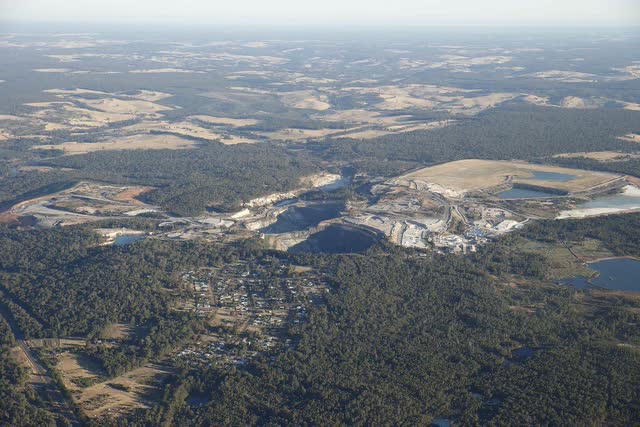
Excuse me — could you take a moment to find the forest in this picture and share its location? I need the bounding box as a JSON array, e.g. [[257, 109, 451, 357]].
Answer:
[[0, 308, 59, 426], [105, 243, 640, 426], [44, 143, 316, 215], [318, 107, 640, 175], [1, 213, 638, 425], [1, 142, 316, 216]]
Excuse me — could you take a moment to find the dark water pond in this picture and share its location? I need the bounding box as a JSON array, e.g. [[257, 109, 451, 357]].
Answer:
[[559, 276, 591, 290], [187, 393, 210, 408], [498, 188, 560, 199], [114, 234, 145, 246], [289, 224, 380, 254], [431, 418, 452, 427], [513, 347, 536, 359], [18, 215, 38, 227], [524, 171, 576, 182], [561, 258, 640, 292], [261, 201, 345, 234]]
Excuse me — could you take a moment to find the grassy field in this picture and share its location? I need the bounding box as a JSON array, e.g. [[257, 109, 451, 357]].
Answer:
[[518, 237, 614, 279], [33, 134, 198, 154], [56, 350, 174, 420]]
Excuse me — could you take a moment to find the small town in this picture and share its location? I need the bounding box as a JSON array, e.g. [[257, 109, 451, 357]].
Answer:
[[174, 260, 329, 367]]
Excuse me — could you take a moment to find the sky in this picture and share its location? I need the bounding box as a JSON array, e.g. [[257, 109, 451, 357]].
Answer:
[[0, 0, 638, 27]]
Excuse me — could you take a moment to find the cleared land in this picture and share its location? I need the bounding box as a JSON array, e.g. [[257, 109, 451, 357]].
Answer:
[[78, 98, 172, 115], [336, 120, 453, 140], [399, 159, 621, 194], [528, 70, 598, 83], [619, 133, 640, 143], [28, 104, 139, 128], [257, 127, 353, 142], [33, 68, 72, 73], [279, 91, 331, 111], [32, 134, 198, 154], [5, 182, 160, 227], [44, 88, 111, 96], [57, 352, 174, 419], [129, 68, 204, 73], [99, 323, 132, 340], [109, 120, 259, 144], [518, 238, 612, 278], [190, 115, 260, 127]]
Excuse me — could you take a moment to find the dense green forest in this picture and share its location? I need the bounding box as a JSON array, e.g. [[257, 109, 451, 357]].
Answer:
[[3, 106, 636, 219], [44, 143, 315, 215], [3, 143, 315, 216], [0, 224, 262, 382], [104, 247, 640, 426], [318, 107, 640, 175]]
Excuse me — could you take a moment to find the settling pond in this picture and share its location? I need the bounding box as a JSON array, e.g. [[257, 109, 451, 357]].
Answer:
[[498, 170, 577, 199], [114, 234, 145, 246], [498, 188, 562, 199], [523, 171, 576, 182], [561, 257, 640, 292]]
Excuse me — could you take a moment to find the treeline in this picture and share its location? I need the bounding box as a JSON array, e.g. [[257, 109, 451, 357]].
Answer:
[[0, 170, 77, 211], [0, 315, 15, 347], [547, 155, 640, 179], [38, 143, 317, 215], [85, 312, 204, 378], [318, 106, 640, 176], [0, 289, 45, 339]]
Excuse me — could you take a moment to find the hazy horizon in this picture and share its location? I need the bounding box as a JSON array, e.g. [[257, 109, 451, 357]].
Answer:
[[1, 0, 638, 27]]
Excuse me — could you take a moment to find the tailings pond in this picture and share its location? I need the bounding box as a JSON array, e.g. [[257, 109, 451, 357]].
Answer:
[[498, 171, 576, 199], [523, 171, 576, 182]]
